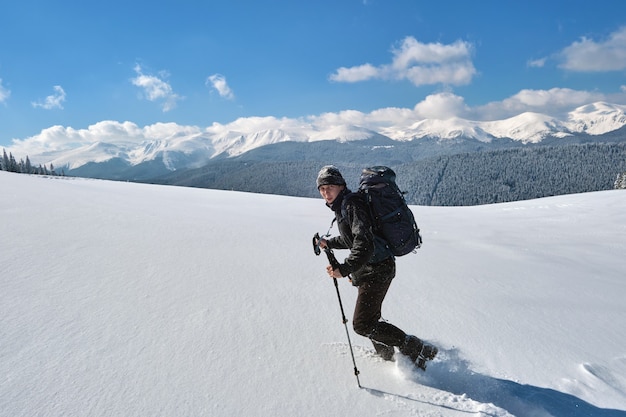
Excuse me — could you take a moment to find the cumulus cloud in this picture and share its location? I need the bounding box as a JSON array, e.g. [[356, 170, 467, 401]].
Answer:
[[300, 93, 469, 131], [206, 74, 235, 100], [9, 86, 626, 158], [413, 91, 471, 119], [473, 88, 607, 120], [131, 64, 182, 111], [0, 78, 10, 103], [330, 36, 476, 87], [10, 121, 139, 154], [32, 85, 66, 110], [227, 94, 473, 134], [330, 64, 380, 83], [307, 88, 624, 128], [558, 26, 626, 72], [204, 86, 626, 137], [10, 120, 204, 157]]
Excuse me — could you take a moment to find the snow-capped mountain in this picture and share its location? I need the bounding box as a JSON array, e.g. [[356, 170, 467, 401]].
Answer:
[[567, 102, 626, 135], [389, 117, 494, 142], [481, 112, 571, 143], [27, 101, 626, 173], [394, 102, 626, 144]]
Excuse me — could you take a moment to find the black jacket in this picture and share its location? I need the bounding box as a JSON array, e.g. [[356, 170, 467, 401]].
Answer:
[[326, 189, 395, 286]]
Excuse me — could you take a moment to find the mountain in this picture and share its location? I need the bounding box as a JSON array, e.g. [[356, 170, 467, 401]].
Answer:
[[482, 112, 570, 143], [18, 101, 624, 205], [567, 102, 626, 135], [38, 102, 626, 176]]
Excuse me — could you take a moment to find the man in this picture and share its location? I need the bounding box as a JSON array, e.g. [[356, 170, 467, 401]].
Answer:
[[315, 165, 437, 368]]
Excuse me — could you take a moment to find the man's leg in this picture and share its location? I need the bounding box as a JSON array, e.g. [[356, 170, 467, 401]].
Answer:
[[353, 279, 406, 359]]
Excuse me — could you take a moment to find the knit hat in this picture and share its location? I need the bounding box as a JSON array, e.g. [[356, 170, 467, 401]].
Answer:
[[316, 165, 346, 189]]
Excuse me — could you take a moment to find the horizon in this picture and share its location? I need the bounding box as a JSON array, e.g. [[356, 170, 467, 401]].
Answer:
[[2, 1, 626, 153]]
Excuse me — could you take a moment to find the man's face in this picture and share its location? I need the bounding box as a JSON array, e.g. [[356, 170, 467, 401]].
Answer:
[[319, 184, 344, 205]]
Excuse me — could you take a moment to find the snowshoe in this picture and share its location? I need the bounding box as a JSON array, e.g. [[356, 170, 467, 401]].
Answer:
[[421, 343, 438, 360], [400, 335, 438, 370], [415, 344, 438, 370]]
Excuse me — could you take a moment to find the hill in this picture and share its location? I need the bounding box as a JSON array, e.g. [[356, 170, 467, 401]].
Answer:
[[1, 171, 625, 416], [150, 142, 626, 206]]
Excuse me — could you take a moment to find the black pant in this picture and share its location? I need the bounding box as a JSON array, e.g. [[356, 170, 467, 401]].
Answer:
[[352, 277, 406, 348]]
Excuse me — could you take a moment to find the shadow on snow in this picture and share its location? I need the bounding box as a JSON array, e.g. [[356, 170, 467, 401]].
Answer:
[[366, 348, 626, 417]]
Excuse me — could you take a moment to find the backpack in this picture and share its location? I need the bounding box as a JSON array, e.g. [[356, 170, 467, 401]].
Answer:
[[358, 166, 422, 256]]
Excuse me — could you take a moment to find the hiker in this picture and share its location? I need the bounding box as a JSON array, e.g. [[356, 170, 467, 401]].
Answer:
[[315, 165, 437, 367]]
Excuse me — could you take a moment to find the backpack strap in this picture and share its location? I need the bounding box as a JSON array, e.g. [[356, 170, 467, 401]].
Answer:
[[339, 191, 363, 218], [341, 191, 393, 264]]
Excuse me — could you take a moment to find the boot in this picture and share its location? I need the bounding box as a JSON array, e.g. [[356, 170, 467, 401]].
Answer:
[[421, 343, 438, 360], [400, 335, 438, 369], [372, 340, 395, 361], [399, 335, 424, 362], [415, 343, 438, 370]]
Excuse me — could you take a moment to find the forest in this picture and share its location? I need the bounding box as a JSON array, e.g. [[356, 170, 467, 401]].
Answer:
[[155, 142, 626, 206]]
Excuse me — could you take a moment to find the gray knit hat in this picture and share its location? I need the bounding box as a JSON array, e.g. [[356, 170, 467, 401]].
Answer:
[[316, 165, 346, 189]]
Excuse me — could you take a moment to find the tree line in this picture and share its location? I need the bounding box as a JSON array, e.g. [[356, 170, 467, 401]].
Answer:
[[153, 142, 626, 206], [1, 149, 63, 176], [6, 142, 622, 205]]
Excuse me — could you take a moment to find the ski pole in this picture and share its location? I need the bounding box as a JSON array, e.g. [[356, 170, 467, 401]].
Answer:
[[313, 233, 361, 388]]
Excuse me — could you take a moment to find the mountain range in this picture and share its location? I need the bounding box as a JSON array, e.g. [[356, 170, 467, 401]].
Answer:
[[38, 101, 626, 175], [21, 101, 624, 206]]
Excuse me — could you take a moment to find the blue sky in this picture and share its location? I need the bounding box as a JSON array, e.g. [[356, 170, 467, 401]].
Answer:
[[2, 0, 626, 150]]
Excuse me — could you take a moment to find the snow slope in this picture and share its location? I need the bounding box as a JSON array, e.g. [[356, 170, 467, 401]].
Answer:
[[1, 171, 625, 417]]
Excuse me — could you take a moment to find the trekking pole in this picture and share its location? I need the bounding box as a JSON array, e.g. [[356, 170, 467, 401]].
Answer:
[[313, 233, 361, 388]]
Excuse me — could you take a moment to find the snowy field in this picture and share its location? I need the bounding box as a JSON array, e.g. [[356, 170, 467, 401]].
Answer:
[[1, 171, 625, 417]]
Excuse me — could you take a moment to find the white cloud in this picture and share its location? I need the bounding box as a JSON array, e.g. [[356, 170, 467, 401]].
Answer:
[[131, 65, 182, 112], [306, 88, 624, 128], [206, 74, 235, 100], [32, 85, 66, 110], [473, 88, 607, 120], [0, 78, 10, 103], [413, 92, 471, 119], [9, 87, 626, 157], [330, 64, 380, 83], [282, 93, 472, 133], [306, 93, 470, 131], [10, 121, 139, 155], [330, 36, 476, 87], [9, 120, 204, 157], [527, 57, 547, 68], [558, 26, 626, 72]]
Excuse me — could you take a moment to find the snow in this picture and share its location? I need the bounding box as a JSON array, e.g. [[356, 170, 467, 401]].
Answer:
[[400, 117, 494, 142], [1, 171, 626, 417], [13, 101, 626, 171], [567, 102, 626, 135], [482, 112, 570, 143]]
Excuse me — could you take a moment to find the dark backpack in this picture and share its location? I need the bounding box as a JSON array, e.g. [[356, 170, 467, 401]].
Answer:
[[358, 166, 422, 256]]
